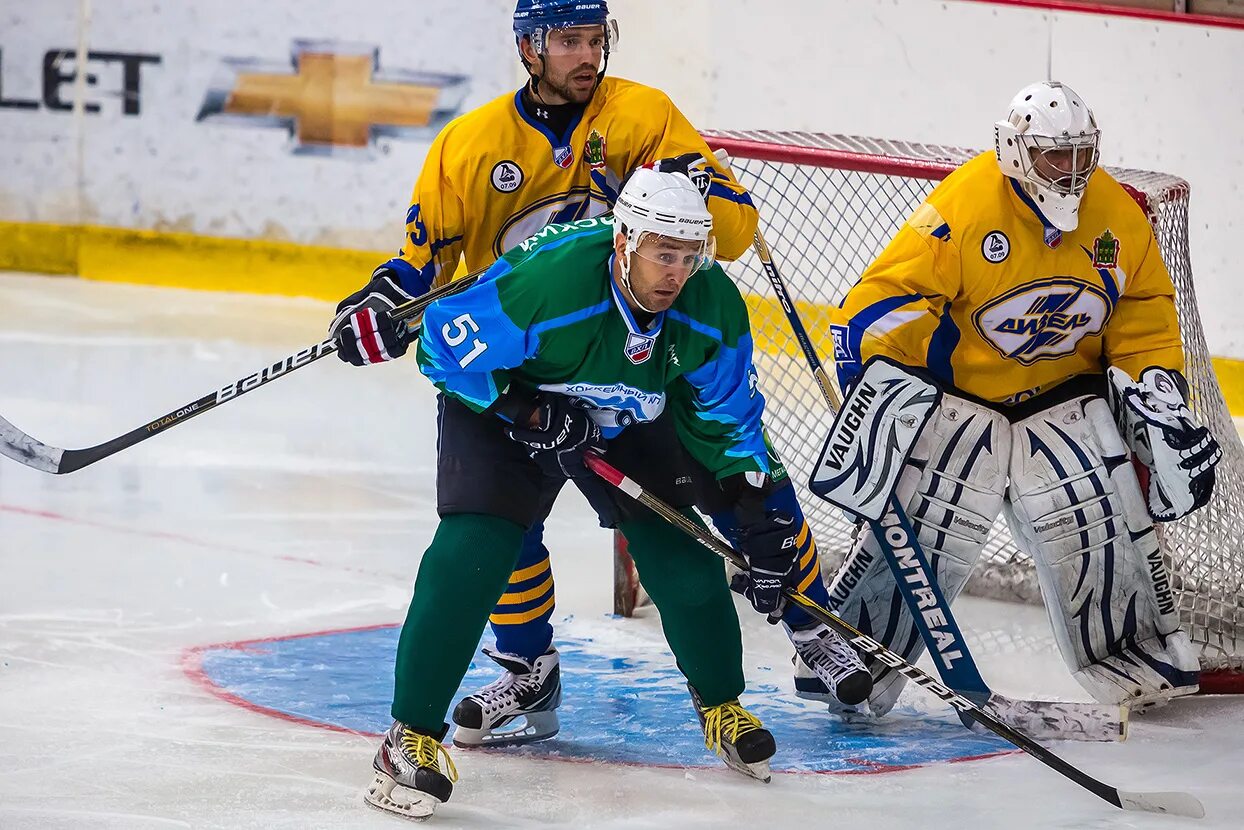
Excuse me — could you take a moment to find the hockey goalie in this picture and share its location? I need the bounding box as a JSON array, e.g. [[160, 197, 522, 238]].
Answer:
[[821, 81, 1222, 715]]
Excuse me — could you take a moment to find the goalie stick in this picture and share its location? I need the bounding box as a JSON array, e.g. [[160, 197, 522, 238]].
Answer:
[[0, 272, 483, 475], [585, 452, 1202, 819], [742, 224, 1125, 742]]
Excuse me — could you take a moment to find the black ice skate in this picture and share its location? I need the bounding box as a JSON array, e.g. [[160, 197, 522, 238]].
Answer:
[[364, 721, 458, 821], [789, 623, 873, 706], [689, 684, 776, 782], [451, 646, 561, 747]]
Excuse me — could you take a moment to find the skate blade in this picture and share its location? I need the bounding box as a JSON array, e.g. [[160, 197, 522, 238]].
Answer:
[[721, 755, 772, 783], [363, 770, 440, 822], [452, 711, 559, 748]]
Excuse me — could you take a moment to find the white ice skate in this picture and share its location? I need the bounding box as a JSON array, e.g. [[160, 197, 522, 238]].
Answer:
[[451, 646, 561, 747], [788, 623, 873, 706]]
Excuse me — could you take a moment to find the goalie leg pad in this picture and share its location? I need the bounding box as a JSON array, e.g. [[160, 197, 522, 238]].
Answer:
[[825, 393, 1011, 717], [1005, 394, 1199, 706]]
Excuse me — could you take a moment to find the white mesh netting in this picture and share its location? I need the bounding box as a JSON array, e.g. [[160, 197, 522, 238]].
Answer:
[[704, 129, 1244, 675]]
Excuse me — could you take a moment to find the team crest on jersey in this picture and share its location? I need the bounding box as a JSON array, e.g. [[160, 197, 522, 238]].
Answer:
[[490, 160, 524, 193], [585, 129, 607, 171], [972, 278, 1110, 366], [1044, 226, 1063, 249], [553, 144, 575, 169], [981, 230, 1010, 263], [624, 331, 656, 365], [1092, 228, 1120, 268]]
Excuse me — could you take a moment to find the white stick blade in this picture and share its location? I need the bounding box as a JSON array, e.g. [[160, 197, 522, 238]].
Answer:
[[986, 694, 1128, 743], [1118, 790, 1205, 819], [0, 414, 64, 473]]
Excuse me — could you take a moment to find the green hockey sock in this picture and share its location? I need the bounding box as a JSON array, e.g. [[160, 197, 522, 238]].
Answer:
[[618, 512, 745, 707], [391, 513, 525, 733]]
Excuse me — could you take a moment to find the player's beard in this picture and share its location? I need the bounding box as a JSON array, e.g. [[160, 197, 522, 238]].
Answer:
[[539, 62, 599, 105]]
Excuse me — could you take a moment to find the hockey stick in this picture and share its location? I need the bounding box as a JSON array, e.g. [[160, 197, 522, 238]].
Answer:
[[584, 453, 1202, 818], [745, 227, 1126, 742], [0, 272, 484, 475]]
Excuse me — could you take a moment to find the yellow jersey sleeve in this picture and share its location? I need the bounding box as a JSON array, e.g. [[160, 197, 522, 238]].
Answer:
[[384, 126, 468, 295], [832, 202, 961, 387], [1103, 222, 1184, 377]]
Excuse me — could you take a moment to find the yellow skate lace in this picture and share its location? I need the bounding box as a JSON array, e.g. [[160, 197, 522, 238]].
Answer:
[[701, 700, 764, 756], [400, 730, 459, 783]]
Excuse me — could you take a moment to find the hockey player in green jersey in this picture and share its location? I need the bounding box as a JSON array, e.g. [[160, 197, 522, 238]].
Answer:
[[364, 169, 839, 819]]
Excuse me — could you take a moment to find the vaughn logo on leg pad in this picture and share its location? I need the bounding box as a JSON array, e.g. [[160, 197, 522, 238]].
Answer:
[[809, 356, 941, 522]]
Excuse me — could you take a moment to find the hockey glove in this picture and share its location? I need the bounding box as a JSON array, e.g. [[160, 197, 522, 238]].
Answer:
[[1107, 366, 1222, 521], [329, 267, 415, 366], [618, 153, 712, 204], [506, 394, 606, 480], [733, 511, 799, 620]]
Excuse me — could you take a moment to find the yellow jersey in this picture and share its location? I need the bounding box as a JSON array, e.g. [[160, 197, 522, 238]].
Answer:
[[384, 76, 757, 292], [832, 151, 1183, 405]]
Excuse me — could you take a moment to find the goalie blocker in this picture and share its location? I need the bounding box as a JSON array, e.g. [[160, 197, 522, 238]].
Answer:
[[815, 357, 1210, 712]]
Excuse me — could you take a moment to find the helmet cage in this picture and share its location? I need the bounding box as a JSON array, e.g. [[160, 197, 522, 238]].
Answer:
[[524, 19, 619, 57], [625, 228, 716, 277], [1014, 130, 1100, 198]]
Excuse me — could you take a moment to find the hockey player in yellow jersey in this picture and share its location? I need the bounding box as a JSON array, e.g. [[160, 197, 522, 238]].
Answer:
[[826, 81, 1221, 717], [327, 0, 869, 761]]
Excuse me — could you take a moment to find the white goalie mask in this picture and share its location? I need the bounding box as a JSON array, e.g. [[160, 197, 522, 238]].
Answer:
[[995, 81, 1100, 232], [612, 166, 716, 313]]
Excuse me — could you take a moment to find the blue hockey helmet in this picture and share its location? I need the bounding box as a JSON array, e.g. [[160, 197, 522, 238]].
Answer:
[[513, 0, 619, 59]]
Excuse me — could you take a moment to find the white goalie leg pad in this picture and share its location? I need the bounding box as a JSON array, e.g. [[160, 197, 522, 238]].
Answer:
[[1006, 394, 1200, 706], [825, 393, 1011, 717]]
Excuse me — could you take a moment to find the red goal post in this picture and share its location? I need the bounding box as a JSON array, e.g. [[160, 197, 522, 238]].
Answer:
[[616, 129, 1244, 693]]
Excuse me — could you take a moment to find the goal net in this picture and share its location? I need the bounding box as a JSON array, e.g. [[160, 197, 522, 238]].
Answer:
[[698, 129, 1244, 687]]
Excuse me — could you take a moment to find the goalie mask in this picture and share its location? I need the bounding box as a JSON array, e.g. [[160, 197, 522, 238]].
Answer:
[[995, 81, 1100, 232], [612, 166, 716, 313]]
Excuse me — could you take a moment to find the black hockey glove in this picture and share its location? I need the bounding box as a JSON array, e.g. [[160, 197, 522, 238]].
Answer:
[[719, 471, 798, 620], [506, 395, 606, 479], [329, 267, 415, 366], [618, 153, 712, 204], [735, 511, 799, 620]]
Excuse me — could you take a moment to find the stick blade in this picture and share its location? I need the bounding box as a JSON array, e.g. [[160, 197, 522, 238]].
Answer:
[[984, 694, 1128, 742], [1118, 790, 1205, 819], [0, 413, 64, 474]]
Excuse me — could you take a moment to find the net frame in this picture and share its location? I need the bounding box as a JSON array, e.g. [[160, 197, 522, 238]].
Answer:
[[700, 129, 1244, 689]]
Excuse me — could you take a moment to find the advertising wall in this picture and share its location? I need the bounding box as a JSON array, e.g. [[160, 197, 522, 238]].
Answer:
[[1, 0, 1241, 364]]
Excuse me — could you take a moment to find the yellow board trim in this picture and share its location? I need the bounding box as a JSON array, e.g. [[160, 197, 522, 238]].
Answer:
[[3, 221, 1242, 416], [0, 220, 387, 302]]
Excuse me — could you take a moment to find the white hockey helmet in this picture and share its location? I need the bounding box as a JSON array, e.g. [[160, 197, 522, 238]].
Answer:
[[995, 81, 1100, 232], [612, 166, 715, 310]]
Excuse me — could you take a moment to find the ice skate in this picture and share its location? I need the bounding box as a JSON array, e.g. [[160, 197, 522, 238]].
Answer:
[[363, 721, 457, 821], [451, 646, 561, 747], [788, 623, 873, 706], [689, 684, 775, 782]]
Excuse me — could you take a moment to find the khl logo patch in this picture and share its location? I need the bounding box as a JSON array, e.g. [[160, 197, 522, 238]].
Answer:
[[624, 332, 656, 365], [972, 278, 1110, 365]]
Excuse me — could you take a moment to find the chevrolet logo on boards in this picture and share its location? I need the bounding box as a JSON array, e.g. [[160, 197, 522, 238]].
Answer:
[[196, 40, 468, 154]]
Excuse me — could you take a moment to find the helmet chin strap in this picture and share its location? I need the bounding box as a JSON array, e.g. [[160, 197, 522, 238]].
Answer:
[[618, 241, 659, 316]]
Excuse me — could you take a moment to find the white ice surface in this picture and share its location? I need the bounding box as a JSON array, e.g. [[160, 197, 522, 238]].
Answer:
[[0, 272, 1240, 829]]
